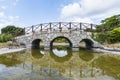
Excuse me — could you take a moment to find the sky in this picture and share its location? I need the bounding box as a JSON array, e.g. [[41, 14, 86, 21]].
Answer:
[[0, 0, 120, 30]]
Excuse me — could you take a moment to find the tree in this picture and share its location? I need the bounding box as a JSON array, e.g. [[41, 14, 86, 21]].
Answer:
[[1, 25, 24, 37], [94, 14, 120, 44], [101, 14, 120, 31]]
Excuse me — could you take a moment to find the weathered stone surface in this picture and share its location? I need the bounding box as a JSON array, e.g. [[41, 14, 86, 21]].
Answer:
[[15, 30, 103, 50]]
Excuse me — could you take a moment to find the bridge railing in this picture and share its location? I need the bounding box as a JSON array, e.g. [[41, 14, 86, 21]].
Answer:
[[24, 22, 97, 34]]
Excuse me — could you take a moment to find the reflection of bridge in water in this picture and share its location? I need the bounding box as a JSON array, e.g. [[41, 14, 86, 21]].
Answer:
[[1, 47, 118, 79], [15, 49, 106, 79], [15, 22, 103, 51]]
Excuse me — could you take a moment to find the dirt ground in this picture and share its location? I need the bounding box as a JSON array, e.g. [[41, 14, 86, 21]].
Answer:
[[103, 43, 120, 49], [0, 43, 8, 49]]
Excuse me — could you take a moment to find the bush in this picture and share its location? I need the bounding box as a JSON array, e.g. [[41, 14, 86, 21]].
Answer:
[[0, 34, 13, 42], [94, 32, 108, 43], [109, 27, 120, 43]]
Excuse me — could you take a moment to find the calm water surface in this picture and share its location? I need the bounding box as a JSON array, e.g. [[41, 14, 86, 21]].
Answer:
[[0, 46, 120, 80]]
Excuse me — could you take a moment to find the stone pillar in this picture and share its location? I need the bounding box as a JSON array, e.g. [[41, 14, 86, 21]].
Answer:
[[72, 47, 79, 51], [72, 44, 79, 51], [44, 47, 50, 50], [72, 41, 80, 51], [44, 42, 50, 50]]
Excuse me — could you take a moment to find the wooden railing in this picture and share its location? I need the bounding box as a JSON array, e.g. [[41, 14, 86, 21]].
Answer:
[[24, 22, 97, 34]]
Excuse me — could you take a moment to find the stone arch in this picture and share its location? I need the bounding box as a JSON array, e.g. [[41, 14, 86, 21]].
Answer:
[[31, 39, 44, 49], [80, 38, 94, 49], [50, 36, 73, 49]]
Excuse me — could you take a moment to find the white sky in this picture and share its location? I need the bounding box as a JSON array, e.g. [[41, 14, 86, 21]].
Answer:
[[60, 0, 120, 24]]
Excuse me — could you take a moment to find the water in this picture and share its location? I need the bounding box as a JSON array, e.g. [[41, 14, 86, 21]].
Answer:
[[0, 46, 120, 80]]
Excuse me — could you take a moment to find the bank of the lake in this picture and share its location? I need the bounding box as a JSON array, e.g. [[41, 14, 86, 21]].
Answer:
[[0, 42, 120, 55], [103, 43, 120, 49], [0, 48, 26, 55]]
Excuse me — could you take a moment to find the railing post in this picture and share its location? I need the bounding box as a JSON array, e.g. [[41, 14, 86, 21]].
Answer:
[[90, 24, 93, 31], [69, 22, 71, 33], [40, 24, 42, 31], [59, 22, 62, 32], [49, 23, 52, 30], [80, 23, 82, 30], [23, 27, 25, 35], [32, 26, 34, 33], [69, 22, 71, 30]]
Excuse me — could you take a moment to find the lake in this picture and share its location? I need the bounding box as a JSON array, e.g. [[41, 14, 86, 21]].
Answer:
[[0, 46, 120, 80]]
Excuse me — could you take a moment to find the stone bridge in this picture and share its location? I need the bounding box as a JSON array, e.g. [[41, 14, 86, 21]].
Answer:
[[15, 22, 103, 51]]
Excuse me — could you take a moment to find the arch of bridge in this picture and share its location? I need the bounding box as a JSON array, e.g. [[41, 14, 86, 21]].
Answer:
[[16, 30, 99, 50]]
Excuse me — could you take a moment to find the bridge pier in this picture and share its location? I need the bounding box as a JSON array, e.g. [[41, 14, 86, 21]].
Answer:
[[72, 43, 80, 51], [44, 42, 50, 50], [44, 47, 50, 50], [72, 47, 79, 51]]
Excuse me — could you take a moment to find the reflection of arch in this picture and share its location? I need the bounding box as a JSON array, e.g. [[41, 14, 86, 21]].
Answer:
[[32, 39, 43, 49], [50, 47, 72, 63], [31, 49, 44, 59], [80, 39, 93, 49], [50, 36, 72, 49], [79, 49, 94, 61]]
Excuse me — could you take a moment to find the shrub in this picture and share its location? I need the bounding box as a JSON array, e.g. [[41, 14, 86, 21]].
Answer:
[[94, 32, 108, 43], [109, 27, 120, 43], [0, 34, 13, 42]]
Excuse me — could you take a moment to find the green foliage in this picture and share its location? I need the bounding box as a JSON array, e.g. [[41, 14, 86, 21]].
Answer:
[[109, 27, 120, 43], [94, 32, 108, 43], [54, 38, 68, 43], [91, 33, 95, 39], [0, 34, 13, 42], [94, 14, 120, 44], [1, 25, 24, 37], [53, 46, 69, 50], [96, 14, 120, 32], [101, 14, 120, 29], [94, 27, 120, 43], [95, 25, 105, 32]]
